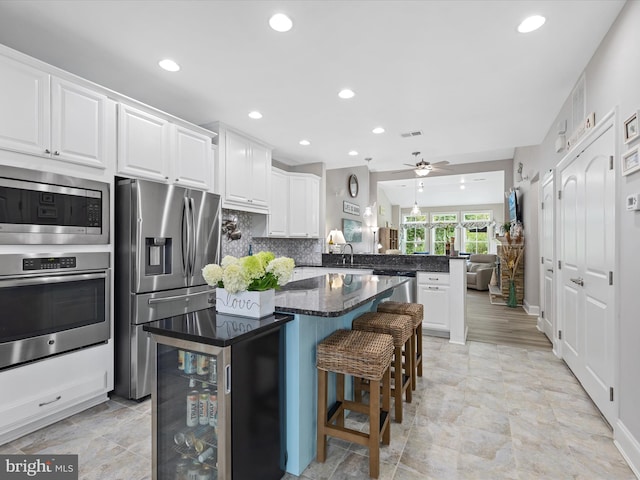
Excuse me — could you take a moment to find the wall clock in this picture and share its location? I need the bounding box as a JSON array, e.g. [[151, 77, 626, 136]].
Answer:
[[348, 174, 359, 198]]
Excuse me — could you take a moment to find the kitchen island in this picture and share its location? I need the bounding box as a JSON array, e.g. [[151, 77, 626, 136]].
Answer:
[[275, 273, 408, 475]]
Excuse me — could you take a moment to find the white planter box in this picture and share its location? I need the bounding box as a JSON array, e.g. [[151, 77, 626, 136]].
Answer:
[[215, 288, 275, 318]]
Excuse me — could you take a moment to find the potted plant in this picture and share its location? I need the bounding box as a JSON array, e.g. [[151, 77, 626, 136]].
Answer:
[[501, 221, 512, 243], [202, 251, 295, 318]]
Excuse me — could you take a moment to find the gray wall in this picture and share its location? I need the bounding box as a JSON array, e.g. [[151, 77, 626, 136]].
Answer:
[[516, 0, 640, 455], [325, 165, 373, 253]]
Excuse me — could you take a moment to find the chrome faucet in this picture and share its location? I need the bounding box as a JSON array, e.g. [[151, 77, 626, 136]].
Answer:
[[342, 243, 354, 265]]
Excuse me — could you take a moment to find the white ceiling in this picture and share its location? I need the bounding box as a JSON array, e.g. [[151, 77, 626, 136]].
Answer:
[[0, 1, 625, 176], [379, 170, 505, 209]]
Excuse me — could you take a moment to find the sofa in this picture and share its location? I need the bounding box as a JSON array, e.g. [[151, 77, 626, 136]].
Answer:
[[466, 254, 497, 290]]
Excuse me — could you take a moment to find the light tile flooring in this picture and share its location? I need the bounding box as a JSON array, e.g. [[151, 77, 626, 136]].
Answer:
[[1, 336, 637, 479]]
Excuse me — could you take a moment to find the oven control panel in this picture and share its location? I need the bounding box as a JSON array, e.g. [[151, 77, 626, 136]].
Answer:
[[23, 256, 77, 271]]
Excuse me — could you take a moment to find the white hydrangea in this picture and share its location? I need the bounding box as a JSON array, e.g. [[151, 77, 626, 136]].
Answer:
[[202, 264, 223, 286], [220, 255, 239, 268], [266, 257, 295, 285]]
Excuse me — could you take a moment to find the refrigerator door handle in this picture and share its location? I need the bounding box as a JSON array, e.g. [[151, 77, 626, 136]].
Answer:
[[181, 197, 191, 278], [225, 364, 231, 394], [189, 197, 197, 280]]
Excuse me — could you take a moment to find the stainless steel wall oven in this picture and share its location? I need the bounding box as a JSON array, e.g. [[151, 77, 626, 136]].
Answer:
[[0, 165, 109, 245], [0, 252, 110, 370]]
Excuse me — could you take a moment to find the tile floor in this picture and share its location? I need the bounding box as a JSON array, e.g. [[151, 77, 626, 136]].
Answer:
[[1, 336, 637, 479]]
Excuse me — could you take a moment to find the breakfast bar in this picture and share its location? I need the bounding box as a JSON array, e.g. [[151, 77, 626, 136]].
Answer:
[[275, 273, 409, 475]]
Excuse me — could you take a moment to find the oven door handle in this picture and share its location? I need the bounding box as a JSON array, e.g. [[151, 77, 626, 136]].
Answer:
[[0, 271, 107, 288]]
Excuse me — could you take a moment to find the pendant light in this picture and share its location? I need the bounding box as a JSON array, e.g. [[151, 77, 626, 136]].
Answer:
[[411, 178, 421, 215]]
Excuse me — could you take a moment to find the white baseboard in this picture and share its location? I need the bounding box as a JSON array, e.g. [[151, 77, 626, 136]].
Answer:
[[615, 419, 640, 479], [523, 299, 539, 316]]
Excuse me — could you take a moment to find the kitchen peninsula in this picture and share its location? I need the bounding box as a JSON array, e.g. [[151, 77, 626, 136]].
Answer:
[[274, 273, 408, 475]]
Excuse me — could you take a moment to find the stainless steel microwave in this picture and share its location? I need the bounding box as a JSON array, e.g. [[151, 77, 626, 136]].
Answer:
[[0, 165, 109, 244]]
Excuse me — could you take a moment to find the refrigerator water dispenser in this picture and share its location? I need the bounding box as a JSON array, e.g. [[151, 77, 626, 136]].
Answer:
[[145, 237, 172, 275]]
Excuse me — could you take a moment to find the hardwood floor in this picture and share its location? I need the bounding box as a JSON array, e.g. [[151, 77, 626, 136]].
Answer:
[[466, 288, 552, 350]]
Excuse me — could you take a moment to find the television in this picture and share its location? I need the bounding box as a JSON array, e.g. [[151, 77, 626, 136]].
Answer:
[[508, 190, 519, 222]]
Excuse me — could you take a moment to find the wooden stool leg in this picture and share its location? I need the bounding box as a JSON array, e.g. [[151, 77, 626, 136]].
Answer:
[[404, 338, 412, 404], [382, 367, 391, 445], [336, 373, 345, 428], [369, 378, 381, 479], [393, 346, 403, 423], [354, 376, 362, 403], [417, 324, 423, 377], [317, 369, 328, 463], [410, 328, 417, 391]]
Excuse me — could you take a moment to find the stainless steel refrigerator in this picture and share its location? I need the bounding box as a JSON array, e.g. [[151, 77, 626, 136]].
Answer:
[[115, 178, 221, 400]]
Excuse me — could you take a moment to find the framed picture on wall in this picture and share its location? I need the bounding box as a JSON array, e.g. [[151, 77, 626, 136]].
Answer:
[[622, 145, 640, 176], [624, 111, 639, 144], [342, 218, 363, 242]]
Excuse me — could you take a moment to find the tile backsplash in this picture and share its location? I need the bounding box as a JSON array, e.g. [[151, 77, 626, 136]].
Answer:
[[220, 209, 323, 265]]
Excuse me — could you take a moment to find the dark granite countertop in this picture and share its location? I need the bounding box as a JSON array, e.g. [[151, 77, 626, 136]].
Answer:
[[274, 273, 408, 317], [318, 253, 467, 273], [143, 308, 294, 347]]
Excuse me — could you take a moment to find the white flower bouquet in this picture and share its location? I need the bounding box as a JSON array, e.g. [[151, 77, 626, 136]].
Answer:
[[202, 251, 295, 294]]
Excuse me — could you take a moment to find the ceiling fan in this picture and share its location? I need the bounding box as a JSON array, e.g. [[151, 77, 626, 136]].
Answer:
[[397, 152, 451, 177]]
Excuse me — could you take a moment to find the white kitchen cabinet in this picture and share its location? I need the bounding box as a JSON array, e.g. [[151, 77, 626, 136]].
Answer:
[[117, 103, 213, 190], [0, 343, 112, 444], [0, 55, 115, 169], [117, 103, 171, 182], [214, 125, 272, 213], [289, 173, 320, 238], [417, 272, 451, 332], [173, 124, 213, 190], [269, 169, 289, 236]]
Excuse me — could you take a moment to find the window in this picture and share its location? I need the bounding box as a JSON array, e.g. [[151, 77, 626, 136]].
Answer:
[[402, 214, 428, 254], [431, 213, 458, 255], [461, 212, 492, 254]]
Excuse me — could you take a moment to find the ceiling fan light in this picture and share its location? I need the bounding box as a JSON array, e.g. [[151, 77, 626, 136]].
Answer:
[[415, 169, 430, 177]]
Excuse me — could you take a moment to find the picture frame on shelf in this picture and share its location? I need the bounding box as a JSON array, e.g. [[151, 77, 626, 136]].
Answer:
[[342, 218, 363, 242], [623, 111, 639, 144], [621, 145, 640, 176]]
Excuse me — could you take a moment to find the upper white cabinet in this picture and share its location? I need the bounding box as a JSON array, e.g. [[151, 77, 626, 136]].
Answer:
[[117, 103, 213, 190], [288, 172, 320, 238], [214, 125, 271, 213], [0, 54, 115, 169], [117, 103, 171, 181], [260, 168, 320, 238], [269, 169, 289, 236]]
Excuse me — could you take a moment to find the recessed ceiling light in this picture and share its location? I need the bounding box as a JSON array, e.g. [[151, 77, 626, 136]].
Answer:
[[269, 13, 293, 32], [460, 178, 465, 184], [338, 89, 355, 99], [248, 111, 263, 119], [460, 185, 466, 190], [348, 150, 358, 156], [372, 127, 385, 134], [299, 139, 311, 146], [158, 59, 180, 72], [517, 15, 546, 33]]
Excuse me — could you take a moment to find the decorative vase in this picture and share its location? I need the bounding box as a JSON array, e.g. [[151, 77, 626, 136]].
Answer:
[[507, 279, 517, 308], [215, 287, 275, 318]]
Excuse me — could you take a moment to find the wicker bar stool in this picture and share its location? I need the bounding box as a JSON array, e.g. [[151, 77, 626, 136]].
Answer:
[[352, 311, 413, 423], [316, 329, 394, 479], [377, 301, 424, 391]]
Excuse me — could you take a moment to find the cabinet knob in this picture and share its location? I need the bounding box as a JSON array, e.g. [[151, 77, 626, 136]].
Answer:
[[44, 149, 51, 154], [176, 179, 179, 182], [165, 176, 169, 180], [54, 151, 60, 156]]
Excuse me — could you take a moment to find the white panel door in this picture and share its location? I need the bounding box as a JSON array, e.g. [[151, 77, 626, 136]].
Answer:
[[51, 77, 110, 169], [0, 55, 50, 156], [558, 122, 615, 425], [250, 142, 270, 208], [540, 173, 555, 343], [174, 125, 211, 190], [117, 103, 170, 181], [288, 174, 310, 237], [224, 131, 251, 204], [269, 169, 288, 236]]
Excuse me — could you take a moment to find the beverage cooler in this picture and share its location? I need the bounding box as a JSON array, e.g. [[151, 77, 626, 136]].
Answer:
[[145, 310, 293, 480]]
